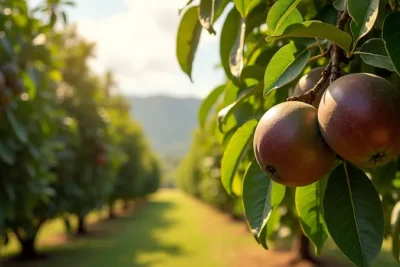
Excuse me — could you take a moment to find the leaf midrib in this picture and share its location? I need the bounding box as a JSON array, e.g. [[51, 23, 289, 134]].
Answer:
[[344, 162, 366, 265], [266, 45, 308, 92], [274, 0, 301, 35]]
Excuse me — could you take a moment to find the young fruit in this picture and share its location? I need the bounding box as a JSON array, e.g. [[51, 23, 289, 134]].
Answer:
[[318, 73, 400, 168], [253, 101, 336, 187], [293, 67, 327, 108]]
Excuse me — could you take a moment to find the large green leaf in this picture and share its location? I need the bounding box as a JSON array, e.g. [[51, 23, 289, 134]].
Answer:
[[218, 86, 260, 132], [266, 21, 353, 53], [359, 38, 395, 71], [392, 202, 400, 262], [267, 0, 302, 35], [0, 140, 15, 165], [263, 43, 309, 96], [324, 163, 384, 267], [199, 0, 227, 34], [243, 159, 286, 243], [230, 19, 246, 79], [220, 8, 241, 78], [6, 109, 28, 144], [296, 178, 329, 256], [234, 0, 262, 18], [176, 6, 202, 81], [198, 84, 225, 128], [383, 12, 400, 75], [221, 120, 258, 195], [348, 0, 379, 51]]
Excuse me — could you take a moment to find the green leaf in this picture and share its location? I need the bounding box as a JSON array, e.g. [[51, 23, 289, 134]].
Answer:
[[6, 109, 28, 144], [258, 224, 268, 249], [267, 0, 302, 35], [0, 140, 15, 165], [218, 86, 259, 132], [267, 21, 353, 53], [199, 84, 225, 128], [392, 202, 400, 262], [383, 12, 400, 75], [266, 208, 281, 240], [221, 8, 241, 78], [243, 159, 286, 242], [359, 38, 395, 71], [21, 71, 36, 99], [324, 163, 384, 267], [221, 120, 258, 195], [230, 19, 246, 79], [296, 178, 329, 256], [333, 0, 346, 11], [199, 0, 226, 34], [176, 6, 202, 81], [263, 43, 309, 96], [234, 0, 262, 18], [348, 0, 379, 50], [241, 65, 265, 82]]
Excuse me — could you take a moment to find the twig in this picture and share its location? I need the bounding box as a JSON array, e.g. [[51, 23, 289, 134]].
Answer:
[[330, 9, 349, 83], [286, 62, 332, 104], [285, 8, 349, 104]]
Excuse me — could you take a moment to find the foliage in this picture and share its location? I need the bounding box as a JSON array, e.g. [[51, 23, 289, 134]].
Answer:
[[0, 0, 161, 258], [176, 0, 400, 266]]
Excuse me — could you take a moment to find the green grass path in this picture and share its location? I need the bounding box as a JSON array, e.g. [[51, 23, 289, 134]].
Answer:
[[1, 189, 399, 267], [2, 190, 256, 267]]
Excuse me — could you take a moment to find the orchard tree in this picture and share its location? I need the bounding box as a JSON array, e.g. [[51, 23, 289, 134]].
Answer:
[[177, 0, 400, 266], [0, 0, 76, 258]]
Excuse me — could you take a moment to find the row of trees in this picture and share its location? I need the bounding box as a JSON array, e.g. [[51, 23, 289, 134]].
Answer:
[[176, 0, 400, 266], [0, 0, 160, 259]]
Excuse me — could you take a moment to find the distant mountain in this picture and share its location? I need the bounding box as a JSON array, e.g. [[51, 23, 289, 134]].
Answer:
[[128, 95, 202, 157]]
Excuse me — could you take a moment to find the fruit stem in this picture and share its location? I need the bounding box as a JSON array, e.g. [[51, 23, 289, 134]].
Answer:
[[285, 8, 350, 104], [286, 62, 332, 104]]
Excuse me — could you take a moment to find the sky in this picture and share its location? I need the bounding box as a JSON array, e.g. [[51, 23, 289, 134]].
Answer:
[[30, 0, 229, 98]]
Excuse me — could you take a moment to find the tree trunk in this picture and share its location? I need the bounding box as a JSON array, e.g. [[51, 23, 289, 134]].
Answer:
[[292, 231, 321, 265], [20, 238, 37, 259], [109, 202, 116, 219], [77, 216, 87, 235]]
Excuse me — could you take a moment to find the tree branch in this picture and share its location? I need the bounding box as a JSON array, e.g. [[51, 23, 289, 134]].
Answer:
[[330, 9, 349, 83], [286, 8, 350, 104], [286, 62, 332, 104]]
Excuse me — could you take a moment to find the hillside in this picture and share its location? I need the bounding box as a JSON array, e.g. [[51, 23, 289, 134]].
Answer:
[[129, 95, 202, 158]]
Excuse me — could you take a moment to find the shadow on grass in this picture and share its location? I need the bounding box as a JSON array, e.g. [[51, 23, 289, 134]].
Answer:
[[2, 199, 186, 267]]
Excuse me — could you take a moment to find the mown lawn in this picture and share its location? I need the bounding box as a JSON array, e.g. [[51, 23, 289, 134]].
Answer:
[[1, 190, 398, 267]]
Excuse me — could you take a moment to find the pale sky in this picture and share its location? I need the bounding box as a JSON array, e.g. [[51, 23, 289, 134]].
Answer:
[[30, 0, 229, 98]]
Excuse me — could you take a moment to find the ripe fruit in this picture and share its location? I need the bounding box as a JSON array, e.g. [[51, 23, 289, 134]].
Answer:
[[318, 73, 400, 168], [293, 67, 327, 108], [253, 101, 336, 187]]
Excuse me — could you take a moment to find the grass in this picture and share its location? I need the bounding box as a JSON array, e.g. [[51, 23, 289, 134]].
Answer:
[[0, 190, 398, 267]]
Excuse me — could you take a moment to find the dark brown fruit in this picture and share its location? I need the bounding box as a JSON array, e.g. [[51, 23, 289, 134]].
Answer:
[[253, 101, 336, 187], [2, 63, 19, 89], [318, 73, 400, 168], [293, 67, 327, 108]]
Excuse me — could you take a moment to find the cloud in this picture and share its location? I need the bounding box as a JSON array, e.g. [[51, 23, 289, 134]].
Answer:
[[75, 0, 227, 98]]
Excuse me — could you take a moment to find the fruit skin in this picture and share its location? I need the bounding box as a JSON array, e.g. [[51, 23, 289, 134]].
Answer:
[[293, 67, 327, 108], [318, 73, 400, 168], [253, 101, 336, 187]]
